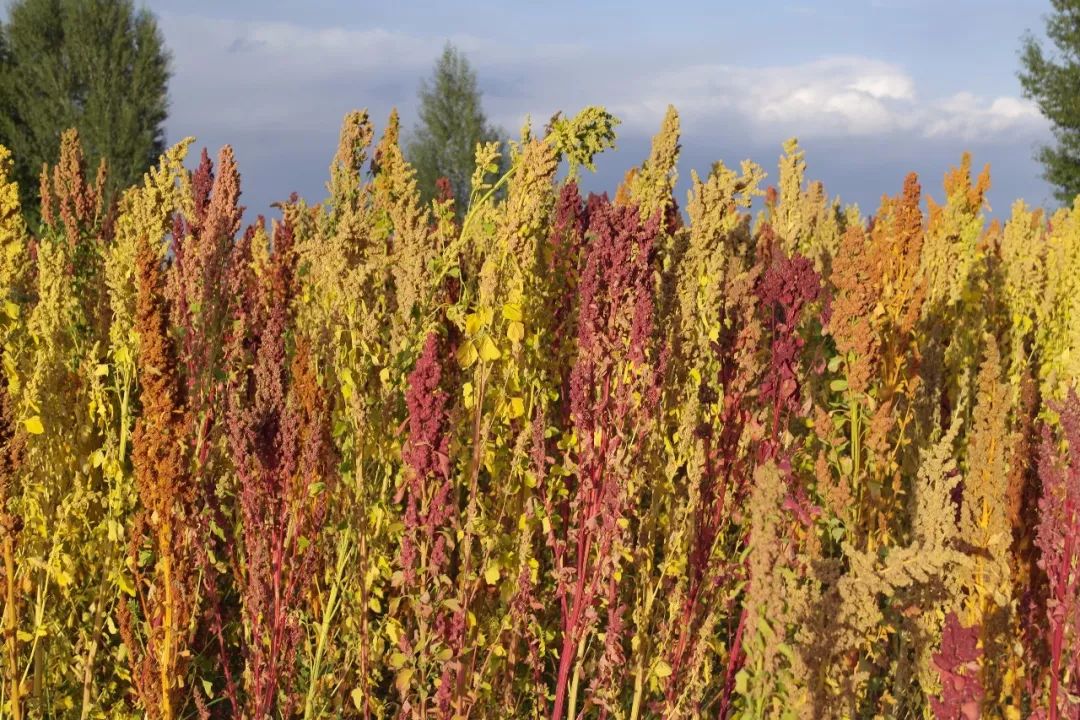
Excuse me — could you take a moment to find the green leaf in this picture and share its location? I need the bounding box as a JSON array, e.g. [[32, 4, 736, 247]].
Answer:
[[756, 616, 775, 641], [734, 668, 749, 695], [829, 378, 849, 392]]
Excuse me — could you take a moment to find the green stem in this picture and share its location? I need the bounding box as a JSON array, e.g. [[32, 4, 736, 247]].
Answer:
[[629, 658, 646, 720], [629, 580, 661, 720], [849, 387, 862, 541], [457, 166, 518, 248], [303, 533, 352, 720], [851, 399, 860, 477], [456, 129, 568, 247], [566, 633, 588, 720], [80, 363, 133, 718]]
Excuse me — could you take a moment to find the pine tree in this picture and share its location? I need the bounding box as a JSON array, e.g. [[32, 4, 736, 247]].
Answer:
[[0, 0, 170, 213], [1019, 0, 1080, 204], [407, 42, 503, 215]]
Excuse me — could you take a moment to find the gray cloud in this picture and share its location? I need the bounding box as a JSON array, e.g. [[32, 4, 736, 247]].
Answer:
[[155, 11, 1054, 222]]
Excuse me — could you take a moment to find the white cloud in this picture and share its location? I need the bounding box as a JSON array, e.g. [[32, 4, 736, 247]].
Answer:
[[592, 57, 1045, 142], [848, 73, 916, 101], [160, 14, 1044, 145], [161, 15, 434, 133], [923, 92, 1044, 139], [150, 11, 1053, 214]]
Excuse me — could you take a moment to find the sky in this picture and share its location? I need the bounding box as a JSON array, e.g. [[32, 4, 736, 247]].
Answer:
[[142, 0, 1057, 220]]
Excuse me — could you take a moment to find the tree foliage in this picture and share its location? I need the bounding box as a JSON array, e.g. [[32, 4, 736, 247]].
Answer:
[[1019, 0, 1080, 204], [0, 0, 169, 213], [406, 42, 503, 215]]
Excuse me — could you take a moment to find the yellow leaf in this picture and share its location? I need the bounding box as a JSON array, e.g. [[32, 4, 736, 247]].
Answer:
[[395, 668, 414, 695], [368, 597, 382, 613], [507, 321, 525, 344], [654, 660, 673, 678], [95, 364, 109, 377], [350, 688, 364, 711], [502, 303, 523, 322], [479, 336, 501, 362], [24, 416, 43, 435], [506, 397, 525, 419], [118, 572, 136, 597], [3, 300, 18, 320], [465, 312, 484, 336], [484, 564, 500, 585], [457, 341, 479, 369]]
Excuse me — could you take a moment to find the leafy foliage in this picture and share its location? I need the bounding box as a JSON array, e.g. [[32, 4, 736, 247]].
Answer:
[[0, 0, 169, 213], [407, 42, 504, 215], [0, 106, 1074, 720], [1019, 0, 1080, 203]]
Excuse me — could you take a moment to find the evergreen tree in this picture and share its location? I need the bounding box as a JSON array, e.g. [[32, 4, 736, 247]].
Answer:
[[0, 0, 170, 212], [407, 42, 503, 215], [1020, 0, 1080, 204]]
